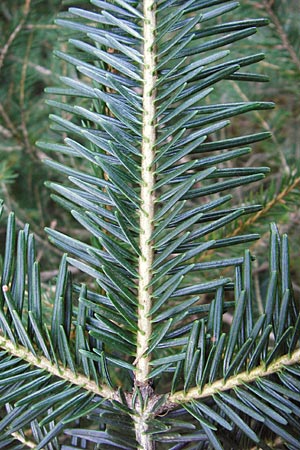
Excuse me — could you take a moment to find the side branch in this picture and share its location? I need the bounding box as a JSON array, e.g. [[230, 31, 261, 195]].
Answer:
[[0, 0, 31, 72], [231, 176, 300, 237], [169, 348, 300, 404], [0, 335, 118, 400], [263, 0, 300, 72]]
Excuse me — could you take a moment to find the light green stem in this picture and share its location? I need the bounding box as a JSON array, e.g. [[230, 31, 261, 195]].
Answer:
[[0, 335, 118, 400], [169, 348, 300, 403], [134, 0, 157, 448], [136, 0, 156, 385], [11, 432, 37, 449]]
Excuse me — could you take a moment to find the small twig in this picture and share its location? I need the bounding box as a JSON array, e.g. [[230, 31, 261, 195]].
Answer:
[[263, 0, 300, 72], [25, 24, 58, 30], [20, 31, 34, 157], [230, 80, 289, 173], [0, 0, 32, 73], [231, 176, 300, 237], [169, 347, 300, 404], [0, 331, 118, 401], [8, 55, 53, 76], [23, 0, 31, 15], [1, 193, 63, 258], [0, 103, 19, 138], [41, 266, 79, 282], [0, 145, 22, 152], [0, 22, 25, 72], [194, 176, 300, 265], [11, 431, 37, 449], [250, 436, 284, 450], [0, 125, 13, 138]]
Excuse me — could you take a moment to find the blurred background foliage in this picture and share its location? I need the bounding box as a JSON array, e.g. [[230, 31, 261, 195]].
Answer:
[[0, 0, 299, 294]]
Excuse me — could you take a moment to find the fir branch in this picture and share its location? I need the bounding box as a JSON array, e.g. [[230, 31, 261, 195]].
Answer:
[[230, 80, 289, 172], [0, 333, 118, 401], [0, 0, 31, 72], [263, 0, 300, 72], [1, 1, 299, 447], [231, 176, 300, 237], [0, 195, 63, 257], [169, 347, 300, 404], [20, 31, 34, 157]]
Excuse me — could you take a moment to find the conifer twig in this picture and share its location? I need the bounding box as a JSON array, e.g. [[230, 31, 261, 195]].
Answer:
[[168, 348, 300, 404], [231, 176, 300, 237], [263, 0, 300, 72], [0, 333, 118, 401], [1, 197, 64, 257], [11, 431, 37, 449], [25, 24, 58, 30], [0, 103, 18, 138], [230, 80, 289, 172], [0, 0, 31, 72], [20, 31, 34, 157]]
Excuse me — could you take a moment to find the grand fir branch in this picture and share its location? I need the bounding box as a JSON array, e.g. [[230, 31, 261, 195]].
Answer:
[[0, 334, 118, 400], [168, 347, 300, 404]]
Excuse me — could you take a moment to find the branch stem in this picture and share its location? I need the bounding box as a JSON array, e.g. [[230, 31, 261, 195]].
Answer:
[[263, 0, 300, 72], [0, 335, 118, 400], [136, 0, 156, 385], [11, 432, 37, 449], [134, 411, 155, 450], [231, 177, 300, 237], [134, 1, 157, 448], [169, 347, 300, 403]]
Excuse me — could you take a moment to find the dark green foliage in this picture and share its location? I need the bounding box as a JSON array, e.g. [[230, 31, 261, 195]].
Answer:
[[0, 1, 299, 449]]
